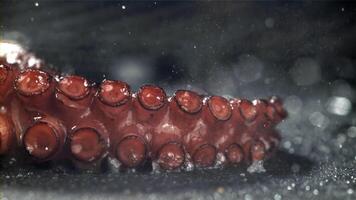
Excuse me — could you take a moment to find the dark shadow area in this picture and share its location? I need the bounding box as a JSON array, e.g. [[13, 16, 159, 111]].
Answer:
[[0, 150, 313, 194], [265, 150, 314, 177]]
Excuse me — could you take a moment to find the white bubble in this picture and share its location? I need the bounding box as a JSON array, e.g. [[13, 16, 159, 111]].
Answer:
[[284, 95, 303, 114], [313, 189, 319, 195], [290, 58, 321, 86], [309, 112, 329, 129], [0, 42, 24, 63], [283, 141, 292, 149], [265, 18, 275, 28], [122, 5, 126, 9], [326, 96, 352, 116], [233, 54, 264, 83], [347, 188, 354, 194], [273, 194, 282, 200]]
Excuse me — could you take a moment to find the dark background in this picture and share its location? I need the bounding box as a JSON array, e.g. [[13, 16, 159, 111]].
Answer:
[[1, 1, 356, 199]]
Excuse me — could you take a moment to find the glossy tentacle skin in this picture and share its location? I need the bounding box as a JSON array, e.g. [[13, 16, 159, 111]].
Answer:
[[0, 41, 287, 171]]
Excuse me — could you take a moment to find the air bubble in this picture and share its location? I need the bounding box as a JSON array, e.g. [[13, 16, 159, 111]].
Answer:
[[273, 193, 282, 200], [347, 188, 354, 194], [305, 185, 311, 191], [313, 189, 319, 195], [326, 96, 352, 116], [347, 126, 356, 138], [309, 112, 329, 129]]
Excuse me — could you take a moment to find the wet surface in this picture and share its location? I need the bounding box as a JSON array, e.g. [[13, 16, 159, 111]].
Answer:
[[1, 1, 356, 199], [0, 150, 354, 200]]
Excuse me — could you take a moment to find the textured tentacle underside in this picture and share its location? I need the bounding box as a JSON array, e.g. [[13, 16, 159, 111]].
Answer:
[[0, 41, 287, 172]]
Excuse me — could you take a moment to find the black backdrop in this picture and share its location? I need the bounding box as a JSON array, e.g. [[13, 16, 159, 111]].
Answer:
[[1, 1, 356, 200]]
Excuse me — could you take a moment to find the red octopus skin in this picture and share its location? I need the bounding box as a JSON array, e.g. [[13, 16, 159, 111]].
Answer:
[[0, 44, 287, 171]]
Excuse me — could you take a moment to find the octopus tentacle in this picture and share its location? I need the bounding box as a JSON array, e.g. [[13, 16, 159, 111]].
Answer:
[[0, 42, 287, 172]]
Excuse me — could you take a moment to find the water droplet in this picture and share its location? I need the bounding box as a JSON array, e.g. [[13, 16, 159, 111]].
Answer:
[[273, 193, 282, 200], [347, 188, 354, 194], [326, 96, 352, 116], [313, 189, 319, 195], [283, 141, 292, 149], [305, 185, 311, 191], [347, 126, 356, 138], [309, 112, 329, 129]]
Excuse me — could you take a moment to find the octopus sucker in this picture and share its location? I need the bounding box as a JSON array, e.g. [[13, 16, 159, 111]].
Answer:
[[0, 41, 287, 172]]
